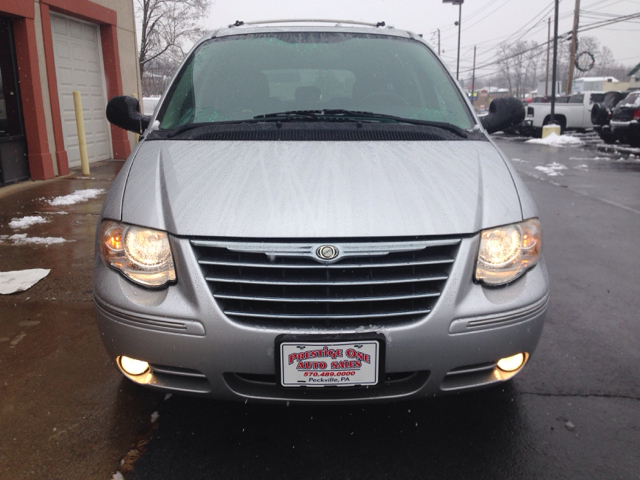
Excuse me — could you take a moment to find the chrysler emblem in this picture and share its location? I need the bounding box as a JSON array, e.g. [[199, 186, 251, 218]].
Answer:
[[316, 245, 339, 260]]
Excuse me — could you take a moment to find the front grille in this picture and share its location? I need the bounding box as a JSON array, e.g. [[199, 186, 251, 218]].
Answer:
[[191, 239, 460, 328]]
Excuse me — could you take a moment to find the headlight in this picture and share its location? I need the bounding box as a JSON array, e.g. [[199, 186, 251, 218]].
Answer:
[[100, 221, 176, 287], [475, 218, 542, 286]]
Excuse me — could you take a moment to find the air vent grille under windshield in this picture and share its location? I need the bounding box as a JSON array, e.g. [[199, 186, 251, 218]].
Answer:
[[193, 129, 448, 141], [147, 122, 483, 142]]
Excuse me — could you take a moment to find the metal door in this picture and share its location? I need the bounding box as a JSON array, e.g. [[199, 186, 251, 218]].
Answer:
[[0, 16, 29, 186]]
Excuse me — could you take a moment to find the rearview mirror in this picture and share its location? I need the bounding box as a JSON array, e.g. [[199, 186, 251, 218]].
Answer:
[[480, 97, 525, 134], [106, 96, 151, 134]]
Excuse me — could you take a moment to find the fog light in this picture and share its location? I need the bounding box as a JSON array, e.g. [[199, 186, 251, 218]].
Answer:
[[497, 353, 525, 372], [120, 356, 150, 376]]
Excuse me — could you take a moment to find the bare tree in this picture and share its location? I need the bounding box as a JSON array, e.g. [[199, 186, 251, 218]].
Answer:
[[497, 41, 542, 97], [596, 46, 615, 76], [524, 43, 542, 93], [497, 43, 513, 94], [136, 0, 210, 81], [141, 56, 182, 96]]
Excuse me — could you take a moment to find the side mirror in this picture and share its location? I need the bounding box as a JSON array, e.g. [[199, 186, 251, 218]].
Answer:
[[480, 97, 525, 134], [106, 96, 152, 134]]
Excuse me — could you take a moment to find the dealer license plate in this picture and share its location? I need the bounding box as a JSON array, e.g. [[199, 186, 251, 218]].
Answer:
[[280, 340, 380, 387]]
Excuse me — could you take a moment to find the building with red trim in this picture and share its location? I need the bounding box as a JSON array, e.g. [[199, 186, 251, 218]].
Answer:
[[0, 0, 140, 187]]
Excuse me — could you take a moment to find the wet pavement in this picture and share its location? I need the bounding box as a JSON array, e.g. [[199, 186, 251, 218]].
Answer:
[[1, 137, 640, 479], [495, 134, 640, 213], [0, 161, 162, 479], [126, 389, 640, 479], [126, 137, 640, 480]]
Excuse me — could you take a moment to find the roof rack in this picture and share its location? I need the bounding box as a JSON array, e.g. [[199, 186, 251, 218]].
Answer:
[[228, 19, 387, 29]]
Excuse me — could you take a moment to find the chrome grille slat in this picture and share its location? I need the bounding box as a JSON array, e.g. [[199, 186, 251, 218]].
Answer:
[[191, 239, 461, 251], [191, 238, 460, 327], [198, 257, 454, 269], [205, 274, 448, 286], [214, 291, 441, 303], [225, 309, 432, 320]]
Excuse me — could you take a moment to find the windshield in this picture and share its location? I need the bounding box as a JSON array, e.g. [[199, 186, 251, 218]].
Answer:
[[157, 32, 474, 130]]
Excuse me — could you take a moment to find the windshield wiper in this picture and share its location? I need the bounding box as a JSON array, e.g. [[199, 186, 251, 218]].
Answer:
[[258, 110, 467, 137], [165, 112, 324, 137], [164, 117, 296, 138], [321, 110, 468, 138], [253, 110, 321, 120], [166, 122, 220, 138], [164, 110, 468, 138]]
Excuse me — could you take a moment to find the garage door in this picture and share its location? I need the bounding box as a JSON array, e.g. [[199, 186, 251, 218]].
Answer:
[[51, 14, 111, 167]]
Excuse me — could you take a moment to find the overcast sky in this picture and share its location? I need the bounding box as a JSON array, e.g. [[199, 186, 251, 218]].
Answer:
[[205, 0, 640, 83]]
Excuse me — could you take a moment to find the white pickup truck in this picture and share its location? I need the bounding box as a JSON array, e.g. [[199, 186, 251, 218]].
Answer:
[[523, 91, 605, 136]]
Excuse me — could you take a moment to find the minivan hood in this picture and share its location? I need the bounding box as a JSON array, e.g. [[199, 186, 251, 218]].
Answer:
[[121, 140, 522, 238]]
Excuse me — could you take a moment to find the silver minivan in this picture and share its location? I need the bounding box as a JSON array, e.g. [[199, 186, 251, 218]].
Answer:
[[95, 21, 548, 403]]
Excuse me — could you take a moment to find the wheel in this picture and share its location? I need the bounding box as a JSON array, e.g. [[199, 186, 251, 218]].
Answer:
[[363, 91, 410, 106], [558, 119, 566, 134]]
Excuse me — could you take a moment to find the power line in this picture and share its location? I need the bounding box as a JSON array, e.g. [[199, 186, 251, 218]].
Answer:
[[458, 11, 640, 75], [443, 1, 564, 70]]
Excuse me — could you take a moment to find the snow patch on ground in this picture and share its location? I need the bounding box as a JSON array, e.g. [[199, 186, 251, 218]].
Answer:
[[526, 133, 584, 146], [47, 188, 104, 206], [535, 162, 568, 176], [10, 332, 27, 348], [9, 216, 49, 229], [112, 472, 124, 480], [595, 144, 640, 156], [0, 269, 50, 294], [8, 234, 69, 245], [47, 188, 104, 207]]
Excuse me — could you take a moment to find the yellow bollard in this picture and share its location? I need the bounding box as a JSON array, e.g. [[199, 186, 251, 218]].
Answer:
[[131, 93, 140, 143], [542, 124, 561, 139], [72, 91, 90, 175]]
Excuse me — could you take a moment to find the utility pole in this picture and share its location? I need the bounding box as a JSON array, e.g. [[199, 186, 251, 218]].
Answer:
[[471, 46, 476, 106], [438, 29, 441, 56], [456, 3, 462, 79], [545, 17, 550, 96], [443, 0, 464, 80], [567, 0, 581, 94], [551, 0, 559, 125]]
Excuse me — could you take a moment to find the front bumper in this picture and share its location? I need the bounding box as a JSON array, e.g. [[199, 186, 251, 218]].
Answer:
[[93, 236, 549, 403]]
